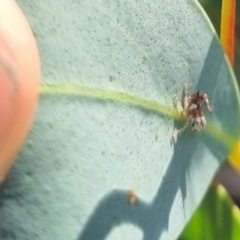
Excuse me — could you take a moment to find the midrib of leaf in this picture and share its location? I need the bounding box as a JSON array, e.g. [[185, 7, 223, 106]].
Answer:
[[40, 83, 236, 151], [40, 83, 173, 118]]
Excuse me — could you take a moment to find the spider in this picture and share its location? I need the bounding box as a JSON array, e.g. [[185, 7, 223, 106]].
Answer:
[[171, 83, 212, 141]]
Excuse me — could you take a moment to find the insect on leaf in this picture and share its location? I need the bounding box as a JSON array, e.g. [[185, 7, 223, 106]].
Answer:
[[0, 0, 239, 240]]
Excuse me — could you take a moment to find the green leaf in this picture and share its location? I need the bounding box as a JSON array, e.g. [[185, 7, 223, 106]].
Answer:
[[0, 0, 239, 240], [179, 185, 240, 240]]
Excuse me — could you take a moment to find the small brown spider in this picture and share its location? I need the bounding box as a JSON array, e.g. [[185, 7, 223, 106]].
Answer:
[[171, 84, 212, 141]]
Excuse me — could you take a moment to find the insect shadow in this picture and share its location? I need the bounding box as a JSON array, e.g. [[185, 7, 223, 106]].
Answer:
[[78, 138, 198, 240], [77, 37, 225, 240]]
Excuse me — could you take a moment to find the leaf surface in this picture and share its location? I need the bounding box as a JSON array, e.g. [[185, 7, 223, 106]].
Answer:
[[0, 0, 239, 239]]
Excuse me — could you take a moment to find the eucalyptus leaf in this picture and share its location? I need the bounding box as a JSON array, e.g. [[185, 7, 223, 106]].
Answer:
[[0, 0, 239, 240]]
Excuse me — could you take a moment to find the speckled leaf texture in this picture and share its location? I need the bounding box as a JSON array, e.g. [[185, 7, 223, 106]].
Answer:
[[1, 0, 239, 240]]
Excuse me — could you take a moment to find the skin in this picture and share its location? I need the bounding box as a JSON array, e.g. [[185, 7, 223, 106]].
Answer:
[[0, 0, 40, 184]]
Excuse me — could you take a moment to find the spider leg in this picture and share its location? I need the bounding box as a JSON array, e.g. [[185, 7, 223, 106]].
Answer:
[[197, 91, 212, 113], [182, 83, 189, 112], [173, 94, 183, 113], [203, 96, 212, 112], [171, 122, 188, 142]]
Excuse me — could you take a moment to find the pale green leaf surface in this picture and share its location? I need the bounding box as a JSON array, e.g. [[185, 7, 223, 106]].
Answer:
[[0, 0, 239, 240]]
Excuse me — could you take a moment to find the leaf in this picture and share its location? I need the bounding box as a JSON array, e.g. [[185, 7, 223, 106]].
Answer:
[[0, 0, 239, 240], [178, 185, 240, 240]]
